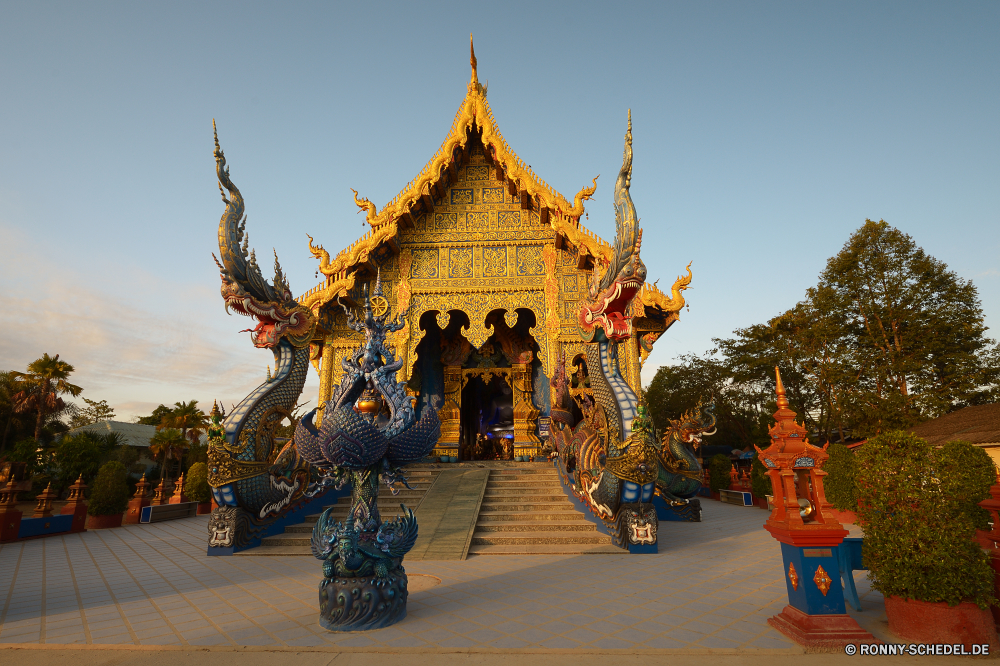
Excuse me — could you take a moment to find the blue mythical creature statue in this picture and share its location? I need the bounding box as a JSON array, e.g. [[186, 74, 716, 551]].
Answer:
[[550, 112, 706, 549], [206, 123, 343, 552], [293, 275, 441, 631]]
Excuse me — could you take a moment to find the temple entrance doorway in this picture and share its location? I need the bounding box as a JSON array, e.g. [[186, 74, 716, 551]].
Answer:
[[460, 373, 514, 461]]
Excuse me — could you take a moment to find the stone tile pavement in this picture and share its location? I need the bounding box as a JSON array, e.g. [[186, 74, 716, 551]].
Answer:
[[0, 499, 888, 653]]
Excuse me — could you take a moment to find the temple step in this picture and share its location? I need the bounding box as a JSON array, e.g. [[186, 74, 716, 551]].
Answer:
[[474, 520, 598, 533], [471, 531, 612, 545], [467, 543, 622, 555]]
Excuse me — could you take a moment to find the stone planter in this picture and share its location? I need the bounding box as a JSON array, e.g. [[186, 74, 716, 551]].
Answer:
[[710, 491, 720, 501], [755, 497, 769, 510], [885, 595, 1000, 651], [86, 513, 124, 530], [197, 502, 212, 515]]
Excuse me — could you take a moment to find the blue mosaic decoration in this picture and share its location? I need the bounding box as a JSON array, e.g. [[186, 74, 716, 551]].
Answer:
[[294, 274, 440, 631], [764, 458, 777, 468], [793, 457, 815, 468]]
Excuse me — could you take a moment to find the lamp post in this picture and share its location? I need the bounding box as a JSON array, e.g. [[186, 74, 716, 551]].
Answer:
[[757, 367, 874, 648]]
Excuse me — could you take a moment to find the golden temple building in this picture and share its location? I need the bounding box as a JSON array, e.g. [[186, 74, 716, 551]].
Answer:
[[296, 38, 690, 459]]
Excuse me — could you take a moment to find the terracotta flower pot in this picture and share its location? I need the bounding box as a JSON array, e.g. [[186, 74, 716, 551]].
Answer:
[[710, 491, 720, 501], [197, 502, 212, 515], [86, 513, 124, 530], [756, 497, 769, 510], [885, 595, 1000, 651]]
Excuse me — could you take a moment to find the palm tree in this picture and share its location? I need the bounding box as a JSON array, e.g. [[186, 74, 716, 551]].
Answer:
[[158, 401, 207, 476], [0, 371, 28, 454], [11, 354, 83, 444], [149, 428, 188, 482]]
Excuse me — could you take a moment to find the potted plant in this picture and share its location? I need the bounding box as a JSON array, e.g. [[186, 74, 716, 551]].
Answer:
[[823, 442, 858, 523], [856, 431, 998, 649], [185, 462, 212, 514], [708, 454, 732, 501], [86, 461, 129, 529]]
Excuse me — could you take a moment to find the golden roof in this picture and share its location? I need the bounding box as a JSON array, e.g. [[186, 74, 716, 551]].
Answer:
[[297, 37, 622, 308]]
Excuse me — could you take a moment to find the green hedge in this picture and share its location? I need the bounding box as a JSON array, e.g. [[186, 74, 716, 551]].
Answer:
[[824, 443, 858, 512], [856, 430, 995, 609], [934, 440, 995, 530], [750, 453, 771, 499], [708, 454, 733, 493], [87, 461, 130, 517], [184, 463, 211, 503]]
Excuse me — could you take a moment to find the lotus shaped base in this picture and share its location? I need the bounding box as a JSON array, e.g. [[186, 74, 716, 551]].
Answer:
[[318, 570, 408, 631]]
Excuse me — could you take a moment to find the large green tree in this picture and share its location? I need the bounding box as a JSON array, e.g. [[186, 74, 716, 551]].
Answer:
[[0, 371, 29, 454], [68, 398, 116, 429], [647, 220, 998, 442], [11, 354, 83, 444]]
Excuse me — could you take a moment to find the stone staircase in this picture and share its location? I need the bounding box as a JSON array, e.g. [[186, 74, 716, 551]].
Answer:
[[235, 466, 441, 556], [468, 465, 620, 555]]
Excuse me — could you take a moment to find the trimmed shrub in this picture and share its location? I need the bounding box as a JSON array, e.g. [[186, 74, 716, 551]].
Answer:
[[750, 452, 771, 499], [708, 454, 733, 493], [184, 462, 211, 503], [824, 442, 858, 512], [856, 430, 995, 609], [935, 440, 996, 531], [87, 461, 130, 517]]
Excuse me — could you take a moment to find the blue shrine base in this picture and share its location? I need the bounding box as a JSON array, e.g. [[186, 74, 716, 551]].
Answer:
[[779, 541, 847, 615], [18, 514, 73, 539]]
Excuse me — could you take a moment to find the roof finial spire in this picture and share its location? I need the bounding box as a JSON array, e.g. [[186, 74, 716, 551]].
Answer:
[[775, 366, 789, 409], [470, 34, 478, 85]]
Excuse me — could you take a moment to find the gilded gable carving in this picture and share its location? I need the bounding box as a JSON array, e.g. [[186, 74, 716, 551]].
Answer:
[[435, 212, 460, 230], [450, 189, 473, 205], [482, 187, 504, 204], [466, 165, 489, 181], [562, 274, 577, 292]]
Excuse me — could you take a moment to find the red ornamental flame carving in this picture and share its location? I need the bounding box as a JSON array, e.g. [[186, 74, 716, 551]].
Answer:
[[788, 562, 799, 590]]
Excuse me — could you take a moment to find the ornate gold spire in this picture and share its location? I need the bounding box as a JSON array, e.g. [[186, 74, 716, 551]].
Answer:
[[775, 366, 789, 409], [470, 34, 478, 86], [768, 366, 808, 453]]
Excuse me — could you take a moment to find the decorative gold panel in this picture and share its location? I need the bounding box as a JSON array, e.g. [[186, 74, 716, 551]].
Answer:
[[411, 249, 438, 278], [813, 565, 832, 596], [435, 212, 459, 230], [450, 189, 473, 205], [466, 165, 489, 181], [483, 246, 507, 277], [467, 211, 489, 228], [498, 211, 521, 228], [449, 248, 473, 278], [516, 245, 544, 276], [482, 187, 504, 204]]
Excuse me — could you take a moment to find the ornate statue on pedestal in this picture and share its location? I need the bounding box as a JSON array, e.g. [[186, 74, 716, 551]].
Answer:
[[293, 275, 441, 631]]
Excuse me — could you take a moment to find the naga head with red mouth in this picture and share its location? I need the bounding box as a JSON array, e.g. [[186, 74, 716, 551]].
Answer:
[[578, 236, 646, 342], [213, 123, 316, 350], [577, 110, 646, 344], [219, 270, 315, 349]]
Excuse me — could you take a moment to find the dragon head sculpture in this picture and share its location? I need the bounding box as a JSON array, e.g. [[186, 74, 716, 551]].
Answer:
[[578, 111, 647, 343], [212, 121, 316, 350]]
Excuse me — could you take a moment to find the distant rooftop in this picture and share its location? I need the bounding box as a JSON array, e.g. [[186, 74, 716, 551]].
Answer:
[[907, 403, 1000, 447], [65, 420, 207, 448]]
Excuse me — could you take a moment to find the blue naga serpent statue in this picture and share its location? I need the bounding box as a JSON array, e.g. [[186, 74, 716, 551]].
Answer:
[[294, 276, 441, 631], [550, 112, 714, 548], [207, 123, 343, 552]]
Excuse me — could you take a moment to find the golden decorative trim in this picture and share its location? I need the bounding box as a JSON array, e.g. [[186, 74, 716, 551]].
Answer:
[[788, 562, 799, 590], [813, 565, 832, 596], [634, 263, 693, 316]]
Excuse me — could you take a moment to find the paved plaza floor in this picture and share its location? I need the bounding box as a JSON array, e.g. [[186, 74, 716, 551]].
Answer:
[[0, 499, 894, 657]]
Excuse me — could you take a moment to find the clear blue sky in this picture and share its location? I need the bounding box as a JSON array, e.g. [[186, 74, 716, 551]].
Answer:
[[1, 1, 997, 420]]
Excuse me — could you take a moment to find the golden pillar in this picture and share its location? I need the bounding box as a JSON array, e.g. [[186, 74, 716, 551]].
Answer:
[[512, 356, 541, 457], [435, 365, 462, 457], [316, 338, 334, 427]]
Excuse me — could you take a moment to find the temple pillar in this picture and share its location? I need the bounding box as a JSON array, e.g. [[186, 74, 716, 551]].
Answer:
[[435, 365, 462, 458], [316, 338, 334, 427], [512, 355, 541, 458]]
